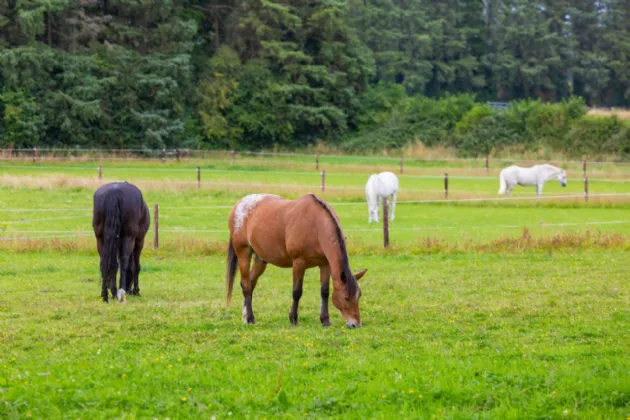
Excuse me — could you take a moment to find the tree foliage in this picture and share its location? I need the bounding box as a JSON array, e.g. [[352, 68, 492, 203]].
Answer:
[[1, 0, 630, 154]]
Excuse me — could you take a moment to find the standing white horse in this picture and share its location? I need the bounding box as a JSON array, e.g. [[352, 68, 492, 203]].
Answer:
[[365, 172, 399, 223], [498, 164, 567, 196]]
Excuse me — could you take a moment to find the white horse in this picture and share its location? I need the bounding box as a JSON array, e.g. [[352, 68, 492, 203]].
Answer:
[[498, 164, 567, 196], [365, 172, 399, 223]]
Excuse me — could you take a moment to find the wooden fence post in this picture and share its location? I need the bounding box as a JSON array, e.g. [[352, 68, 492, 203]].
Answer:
[[485, 155, 489, 173], [583, 160, 587, 178], [196, 166, 200, 188], [444, 173, 449, 199], [383, 198, 390, 248], [231, 149, 236, 164], [175, 148, 180, 162], [161, 148, 166, 162], [153, 204, 159, 249], [315, 152, 319, 170], [185, 148, 190, 161], [321, 169, 326, 192], [400, 157, 404, 174], [98, 164, 102, 180], [33, 147, 37, 162], [584, 177, 589, 202]]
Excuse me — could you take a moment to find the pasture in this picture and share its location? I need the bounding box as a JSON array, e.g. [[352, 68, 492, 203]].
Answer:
[[1, 156, 630, 418]]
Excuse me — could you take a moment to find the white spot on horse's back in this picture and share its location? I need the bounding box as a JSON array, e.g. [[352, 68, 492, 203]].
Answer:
[[233, 194, 278, 233]]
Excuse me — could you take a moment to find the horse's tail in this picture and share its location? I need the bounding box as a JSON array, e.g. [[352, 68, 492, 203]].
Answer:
[[226, 238, 238, 307], [498, 170, 507, 195], [103, 189, 123, 275]]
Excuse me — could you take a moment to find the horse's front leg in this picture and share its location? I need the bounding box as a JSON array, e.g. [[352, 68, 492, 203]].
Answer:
[[289, 261, 306, 326], [125, 254, 135, 295], [390, 193, 397, 221], [371, 205, 379, 223], [319, 265, 331, 327], [536, 183, 543, 197]]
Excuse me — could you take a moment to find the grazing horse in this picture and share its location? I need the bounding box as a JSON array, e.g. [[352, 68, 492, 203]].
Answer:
[[365, 171, 399, 223], [226, 193, 366, 328], [498, 164, 567, 196], [92, 182, 150, 303]]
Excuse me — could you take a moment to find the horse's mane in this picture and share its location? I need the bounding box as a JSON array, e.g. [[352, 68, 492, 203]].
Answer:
[[540, 163, 563, 173], [309, 194, 358, 296]]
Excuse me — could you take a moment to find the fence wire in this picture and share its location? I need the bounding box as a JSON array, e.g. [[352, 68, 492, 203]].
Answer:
[[3, 147, 630, 166]]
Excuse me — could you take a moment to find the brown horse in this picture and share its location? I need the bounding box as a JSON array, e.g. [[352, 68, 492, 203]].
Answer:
[[226, 193, 366, 328]]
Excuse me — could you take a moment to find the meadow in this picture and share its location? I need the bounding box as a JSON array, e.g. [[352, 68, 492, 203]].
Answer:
[[1, 156, 630, 418]]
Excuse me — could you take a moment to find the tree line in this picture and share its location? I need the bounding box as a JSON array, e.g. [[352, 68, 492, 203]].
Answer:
[[1, 0, 629, 155]]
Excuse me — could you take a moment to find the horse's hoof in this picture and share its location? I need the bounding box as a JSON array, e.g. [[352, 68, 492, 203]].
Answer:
[[321, 321, 331, 327], [116, 289, 126, 302]]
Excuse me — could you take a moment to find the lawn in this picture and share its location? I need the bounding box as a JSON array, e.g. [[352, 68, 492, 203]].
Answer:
[[1, 249, 629, 418]]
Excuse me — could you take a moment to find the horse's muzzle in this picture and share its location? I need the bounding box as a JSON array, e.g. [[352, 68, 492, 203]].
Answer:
[[346, 320, 361, 329]]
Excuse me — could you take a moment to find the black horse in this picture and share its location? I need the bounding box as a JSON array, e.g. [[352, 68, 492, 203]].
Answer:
[[92, 182, 150, 303]]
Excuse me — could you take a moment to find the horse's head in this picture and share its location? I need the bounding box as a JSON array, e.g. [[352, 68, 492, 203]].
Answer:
[[332, 269, 366, 328], [557, 170, 567, 187]]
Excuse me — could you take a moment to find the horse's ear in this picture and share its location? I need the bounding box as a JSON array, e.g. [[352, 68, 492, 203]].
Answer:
[[354, 269, 367, 281]]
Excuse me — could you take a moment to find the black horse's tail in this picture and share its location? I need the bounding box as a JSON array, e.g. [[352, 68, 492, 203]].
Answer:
[[226, 238, 238, 307], [104, 189, 124, 275]]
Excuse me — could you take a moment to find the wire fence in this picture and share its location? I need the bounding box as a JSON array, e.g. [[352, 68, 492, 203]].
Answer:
[[3, 164, 630, 194], [2, 193, 629, 242], [2, 220, 629, 241], [2, 147, 630, 166], [2, 192, 629, 219]]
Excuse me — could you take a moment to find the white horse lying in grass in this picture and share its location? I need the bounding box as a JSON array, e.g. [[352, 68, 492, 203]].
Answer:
[[498, 164, 567, 196], [365, 171, 399, 223]]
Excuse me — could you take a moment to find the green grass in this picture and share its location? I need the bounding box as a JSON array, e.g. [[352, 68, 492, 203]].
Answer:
[[1, 158, 630, 418], [1, 250, 629, 418]]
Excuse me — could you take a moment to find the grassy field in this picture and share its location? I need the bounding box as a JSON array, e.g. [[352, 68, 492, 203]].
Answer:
[[1, 250, 629, 418], [1, 158, 630, 418]]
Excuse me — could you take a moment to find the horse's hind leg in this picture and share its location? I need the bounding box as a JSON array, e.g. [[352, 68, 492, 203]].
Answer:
[[97, 236, 109, 303], [289, 260, 306, 326], [319, 265, 331, 327], [236, 248, 256, 324], [117, 237, 135, 303], [131, 239, 144, 296]]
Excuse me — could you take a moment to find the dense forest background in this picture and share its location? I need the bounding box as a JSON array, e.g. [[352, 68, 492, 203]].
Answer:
[[1, 0, 630, 156]]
